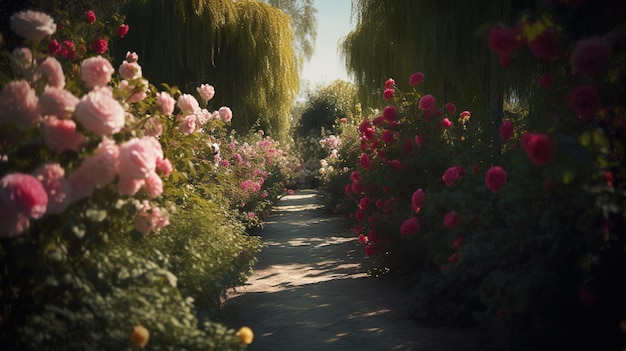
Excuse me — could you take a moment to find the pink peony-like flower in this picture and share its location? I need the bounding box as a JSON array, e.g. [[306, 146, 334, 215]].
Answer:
[[134, 201, 169, 235], [499, 119, 514, 140], [118, 137, 160, 180], [117, 176, 145, 196], [569, 84, 602, 122], [444, 211, 460, 228], [485, 166, 507, 193], [445, 102, 456, 114], [38, 86, 79, 118], [84, 139, 120, 187], [32, 163, 71, 215], [218, 106, 233, 122], [0, 79, 41, 128], [528, 28, 559, 61], [411, 188, 424, 213], [177, 94, 200, 114], [156, 91, 176, 115], [0, 203, 30, 238], [43, 116, 85, 153], [0, 173, 48, 219], [442, 117, 453, 129], [409, 72, 424, 86], [418, 94, 436, 111], [156, 158, 173, 177], [10, 10, 56, 41], [197, 84, 215, 102], [384, 78, 395, 89], [75, 87, 125, 136], [383, 88, 395, 100], [143, 172, 163, 198], [91, 38, 108, 54], [118, 60, 142, 80], [38, 56, 65, 88], [488, 26, 519, 56], [521, 133, 554, 166], [80, 56, 114, 89], [442, 165, 465, 186], [382, 106, 397, 122], [117, 24, 129, 38], [400, 217, 420, 236], [85, 10, 96, 24], [570, 37, 611, 77]]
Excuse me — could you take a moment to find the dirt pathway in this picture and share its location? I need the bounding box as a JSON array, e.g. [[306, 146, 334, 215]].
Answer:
[[224, 190, 493, 351]]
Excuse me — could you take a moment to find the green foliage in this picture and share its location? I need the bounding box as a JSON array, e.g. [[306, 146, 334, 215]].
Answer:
[[118, 0, 299, 141]]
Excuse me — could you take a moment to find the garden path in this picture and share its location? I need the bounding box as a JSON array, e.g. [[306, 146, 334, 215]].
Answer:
[[224, 189, 493, 351]]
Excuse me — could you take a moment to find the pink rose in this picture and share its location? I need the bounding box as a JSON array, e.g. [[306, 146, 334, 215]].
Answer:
[[488, 26, 519, 56], [0, 173, 48, 219], [10, 10, 56, 41], [570, 37, 611, 77], [443, 211, 460, 228], [75, 87, 125, 136], [143, 117, 163, 137], [384, 78, 395, 89], [80, 56, 114, 89], [38, 86, 79, 118], [358, 197, 370, 210], [521, 133, 554, 166], [179, 115, 197, 134], [118, 137, 159, 179], [156, 158, 173, 177], [143, 172, 163, 198], [0, 79, 40, 128], [84, 10, 96, 24], [117, 176, 145, 196], [499, 119, 514, 140], [418, 94, 436, 111], [43, 117, 85, 153], [134, 201, 169, 235], [82, 139, 120, 187], [0, 203, 30, 237], [400, 217, 420, 236], [126, 51, 139, 63], [411, 188, 425, 213], [409, 72, 424, 86], [383, 88, 395, 100], [48, 39, 61, 55], [383, 106, 397, 122], [197, 84, 215, 102], [118, 60, 142, 79], [442, 165, 465, 186], [117, 24, 129, 38], [445, 102, 456, 114], [442, 118, 453, 129], [359, 153, 370, 170], [38, 56, 65, 88], [119, 79, 148, 103], [485, 166, 507, 193], [218, 106, 232, 122], [569, 84, 602, 122], [177, 94, 200, 114], [91, 38, 108, 54], [156, 92, 176, 115], [32, 163, 71, 215]]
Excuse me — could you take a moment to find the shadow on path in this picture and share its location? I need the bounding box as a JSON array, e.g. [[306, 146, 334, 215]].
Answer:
[[224, 190, 493, 351]]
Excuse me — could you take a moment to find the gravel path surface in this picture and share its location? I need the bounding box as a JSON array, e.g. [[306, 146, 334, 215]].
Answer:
[[224, 190, 493, 351]]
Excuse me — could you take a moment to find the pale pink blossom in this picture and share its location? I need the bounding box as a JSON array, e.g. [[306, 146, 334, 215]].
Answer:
[[10, 10, 56, 41], [80, 56, 114, 89], [178, 115, 196, 134], [117, 176, 145, 196], [155, 91, 176, 115], [118, 137, 159, 179], [197, 84, 215, 102], [82, 139, 119, 187], [125, 51, 139, 63], [0, 173, 48, 219], [75, 87, 125, 136], [177, 94, 200, 114], [38, 86, 79, 118], [13, 47, 38, 81], [0, 79, 41, 128], [134, 200, 169, 235], [143, 172, 163, 198], [143, 116, 163, 137], [43, 116, 85, 152], [218, 106, 233, 122], [194, 109, 211, 125], [118, 60, 142, 79], [119, 79, 148, 103], [38, 56, 65, 88], [32, 163, 71, 214], [68, 167, 94, 203], [156, 158, 173, 177]]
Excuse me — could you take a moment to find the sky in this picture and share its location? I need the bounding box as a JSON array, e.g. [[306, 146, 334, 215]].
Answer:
[[299, 0, 355, 92]]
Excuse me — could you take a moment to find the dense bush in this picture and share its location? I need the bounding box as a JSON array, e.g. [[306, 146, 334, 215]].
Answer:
[[319, 1, 626, 349]]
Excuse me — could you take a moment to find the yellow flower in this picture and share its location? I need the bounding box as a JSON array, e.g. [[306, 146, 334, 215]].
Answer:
[[517, 13, 555, 42], [236, 326, 254, 345], [130, 325, 150, 348]]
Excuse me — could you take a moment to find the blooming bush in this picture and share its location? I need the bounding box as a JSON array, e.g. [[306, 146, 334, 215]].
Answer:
[[320, 1, 626, 348], [0, 8, 290, 350]]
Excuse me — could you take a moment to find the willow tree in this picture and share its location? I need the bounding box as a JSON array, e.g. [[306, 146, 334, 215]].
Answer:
[[267, 0, 317, 69], [118, 0, 299, 141], [341, 0, 535, 119]]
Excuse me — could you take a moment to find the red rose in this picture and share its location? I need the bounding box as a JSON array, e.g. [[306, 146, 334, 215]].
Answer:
[[569, 84, 602, 123], [485, 166, 507, 193], [91, 38, 108, 54], [85, 10, 96, 24], [117, 24, 130, 38], [521, 133, 554, 166], [488, 26, 520, 55], [499, 119, 514, 140]]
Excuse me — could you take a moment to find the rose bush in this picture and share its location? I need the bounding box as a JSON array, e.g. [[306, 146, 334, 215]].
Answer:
[[0, 8, 290, 350]]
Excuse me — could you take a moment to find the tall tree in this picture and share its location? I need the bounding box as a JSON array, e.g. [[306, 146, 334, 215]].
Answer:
[[118, 0, 299, 141]]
